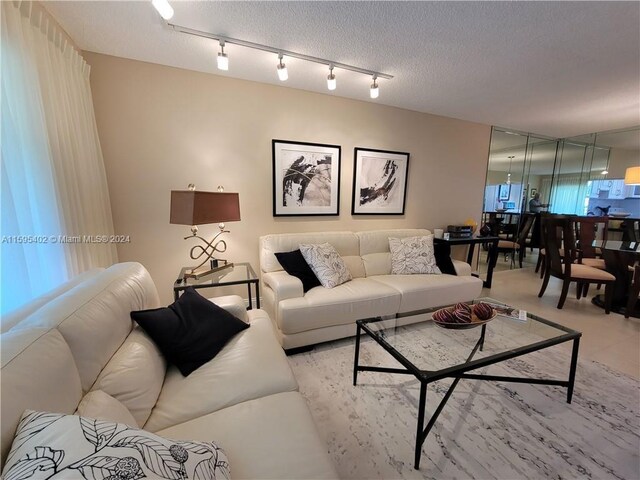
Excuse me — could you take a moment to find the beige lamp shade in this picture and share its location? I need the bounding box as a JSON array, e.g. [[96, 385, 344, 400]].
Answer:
[[170, 190, 241, 225], [624, 166, 640, 185]]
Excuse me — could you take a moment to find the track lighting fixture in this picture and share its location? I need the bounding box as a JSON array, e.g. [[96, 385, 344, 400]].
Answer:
[[151, 0, 174, 20], [154, 13, 394, 97], [277, 54, 288, 81], [327, 66, 336, 91], [217, 41, 229, 71], [370, 75, 379, 99]]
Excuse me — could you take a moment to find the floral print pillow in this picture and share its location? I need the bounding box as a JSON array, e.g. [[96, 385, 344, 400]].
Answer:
[[299, 243, 352, 288], [2, 410, 230, 480], [389, 235, 441, 275]]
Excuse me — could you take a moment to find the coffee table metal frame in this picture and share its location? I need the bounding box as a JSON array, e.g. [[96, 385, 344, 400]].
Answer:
[[353, 306, 582, 470]]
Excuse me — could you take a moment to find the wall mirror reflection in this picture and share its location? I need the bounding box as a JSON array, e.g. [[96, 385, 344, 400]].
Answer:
[[479, 126, 639, 275]]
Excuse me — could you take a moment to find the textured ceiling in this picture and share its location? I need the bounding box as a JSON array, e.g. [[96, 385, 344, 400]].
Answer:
[[46, 1, 640, 138]]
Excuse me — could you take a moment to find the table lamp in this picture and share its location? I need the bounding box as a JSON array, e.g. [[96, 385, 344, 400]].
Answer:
[[170, 184, 241, 279]]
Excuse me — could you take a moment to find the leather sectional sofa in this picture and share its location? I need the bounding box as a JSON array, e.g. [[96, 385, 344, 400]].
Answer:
[[0, 262, 337, 479], [260, 229, 484, 350]]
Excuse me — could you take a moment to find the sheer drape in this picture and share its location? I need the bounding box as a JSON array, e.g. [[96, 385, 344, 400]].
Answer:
[[550, 174, 587, 215], [1, 2, 117, 315]]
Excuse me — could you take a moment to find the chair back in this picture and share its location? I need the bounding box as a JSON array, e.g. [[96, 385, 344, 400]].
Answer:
[[621, 219, 639, 242], [541, 216, 575, 278], [575, 216, 608, 258], [516, 213, 536, 246]]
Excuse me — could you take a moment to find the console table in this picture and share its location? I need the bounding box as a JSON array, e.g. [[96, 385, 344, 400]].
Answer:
[[434, 235, 499, 288]]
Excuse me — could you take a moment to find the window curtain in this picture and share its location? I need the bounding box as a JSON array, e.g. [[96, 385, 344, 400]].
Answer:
[[1, 1, 117, 316], [549, 174, 588, 215]]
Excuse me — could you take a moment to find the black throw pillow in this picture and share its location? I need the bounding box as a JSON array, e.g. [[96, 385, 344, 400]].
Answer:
[[131, 287, 249, 376], [434, 243, 457, 275], [274, 249, 321, 292]]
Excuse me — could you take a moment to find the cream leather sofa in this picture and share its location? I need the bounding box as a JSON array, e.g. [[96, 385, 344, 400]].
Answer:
[[260, 229, 484, 350], [1, 262, 337, 479]]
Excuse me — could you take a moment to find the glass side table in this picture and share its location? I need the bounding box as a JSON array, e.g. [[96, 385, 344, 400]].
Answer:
[[173, 262, 260, 309]]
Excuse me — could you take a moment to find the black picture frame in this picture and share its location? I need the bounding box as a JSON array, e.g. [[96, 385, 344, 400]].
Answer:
[[272, 140, 341, 217], [498, 184, 511, 201], [351, 147, 410, 215]]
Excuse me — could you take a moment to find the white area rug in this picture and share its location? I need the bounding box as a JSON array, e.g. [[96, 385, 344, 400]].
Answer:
[[288, 323, 640, 480]]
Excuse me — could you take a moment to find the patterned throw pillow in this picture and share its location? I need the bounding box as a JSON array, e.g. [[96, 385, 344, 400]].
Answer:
[[2, 409, 230, 480], [389, 235, 441, 275], [299, 243, 352, 288]]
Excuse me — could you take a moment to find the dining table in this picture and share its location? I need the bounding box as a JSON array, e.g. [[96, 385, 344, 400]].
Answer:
[[591, 239, 640, 317]]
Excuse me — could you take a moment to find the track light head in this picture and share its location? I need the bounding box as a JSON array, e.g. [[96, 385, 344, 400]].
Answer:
[[370, 75, 379, 99], [277, 54, 288, 81], [151, 0, 174, 20], [217, 41, 229, 71], [327, 65, 336, 91]]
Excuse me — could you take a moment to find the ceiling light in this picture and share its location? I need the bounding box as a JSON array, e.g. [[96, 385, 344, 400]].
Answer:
[[277, 54, 288, 81], [370, 75, 379, 99], [217, 41, 229, 71], [601, 169, 609, 175], [327, 66, 336, 91], [151, 0, 174, 20]]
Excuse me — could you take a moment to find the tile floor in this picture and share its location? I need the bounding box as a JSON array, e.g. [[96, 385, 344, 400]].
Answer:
[[482, 264, 640, 379]]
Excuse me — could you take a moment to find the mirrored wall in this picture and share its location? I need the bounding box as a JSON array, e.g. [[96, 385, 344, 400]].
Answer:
[[480, 125, 640, 272]]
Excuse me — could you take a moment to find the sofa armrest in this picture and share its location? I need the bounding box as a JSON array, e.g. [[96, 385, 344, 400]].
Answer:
[[209, 295, 249, 323], [262, 271, 304, 303], [452, 259, 472, 276]]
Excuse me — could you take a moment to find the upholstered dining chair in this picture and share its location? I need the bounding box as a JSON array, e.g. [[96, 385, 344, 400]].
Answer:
[[574, 216, 609, 270], [626, 264, 640, 319], [536, 213, 572, 278], [538, 216, 615, 311], [496, 213, 536, 268]]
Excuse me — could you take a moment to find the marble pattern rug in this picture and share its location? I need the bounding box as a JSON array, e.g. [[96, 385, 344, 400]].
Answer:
[[288, 322, 640, 480]]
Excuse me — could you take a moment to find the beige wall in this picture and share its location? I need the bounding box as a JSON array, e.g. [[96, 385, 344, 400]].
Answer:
[[608, 147, 639, 179], [85, 52, 491, 303]]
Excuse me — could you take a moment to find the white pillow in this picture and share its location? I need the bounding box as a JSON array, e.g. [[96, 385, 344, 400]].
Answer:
[[76, 390, 138, 427], [389, 235, 441, 275], [3, 409, 230, 480], [299, 243, 352, 288]]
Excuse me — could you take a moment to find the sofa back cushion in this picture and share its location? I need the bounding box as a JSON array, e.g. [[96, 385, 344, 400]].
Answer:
[[357, 229, 431, 276], [91, 327, 167, 427], [1, 328, 83, 466], [260, 232, 365, 278], [11, 263, 161, 393]]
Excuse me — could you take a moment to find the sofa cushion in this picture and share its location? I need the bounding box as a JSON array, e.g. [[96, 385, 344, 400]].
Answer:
[[1, 328, 83, 465], [260, 232, 359, 273], [144, 311, 298, 432], [10, 262, 160, 393], [369, 274, 483, 313], [434, 243, 457, 275], [157, 392, 338, 480], [389, 235, 441, 275], [76, 390, 138, 427], [131, 287, 249, 377], [91, 327, 166, 427], [361, 252, 392, 276], [275, 249, 321, 292], [300, 243, 352, 288], [277, 278, 401, 335], [357, 229, 431, 255], [3, 410, 230, 480]]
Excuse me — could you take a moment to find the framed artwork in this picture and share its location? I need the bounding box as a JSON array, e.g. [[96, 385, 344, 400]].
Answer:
[[530, 188, 538, 198], [498, 184, 511, 201], [272, 140, 341, 216], [351, 148, 410, 215]]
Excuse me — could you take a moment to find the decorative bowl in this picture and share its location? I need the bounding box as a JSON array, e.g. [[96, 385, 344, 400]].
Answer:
[[431, 305, 497, 329], [610, 212, 631, 218]]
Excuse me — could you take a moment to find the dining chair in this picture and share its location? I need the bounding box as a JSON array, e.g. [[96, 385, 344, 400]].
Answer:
[[538, 216, 615, 311], [626, 264, 640, 319], [574, 216, 608, 270], [621, 219, 639, 243], [536, 213, 572, 278], [496, 213, 536, 268]]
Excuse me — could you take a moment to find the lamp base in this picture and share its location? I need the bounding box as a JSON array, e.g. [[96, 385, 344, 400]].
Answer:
[[184, 260, 234, 280]]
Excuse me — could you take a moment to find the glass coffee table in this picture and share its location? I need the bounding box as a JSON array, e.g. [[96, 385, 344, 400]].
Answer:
[[353, 298, 581, 470]]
